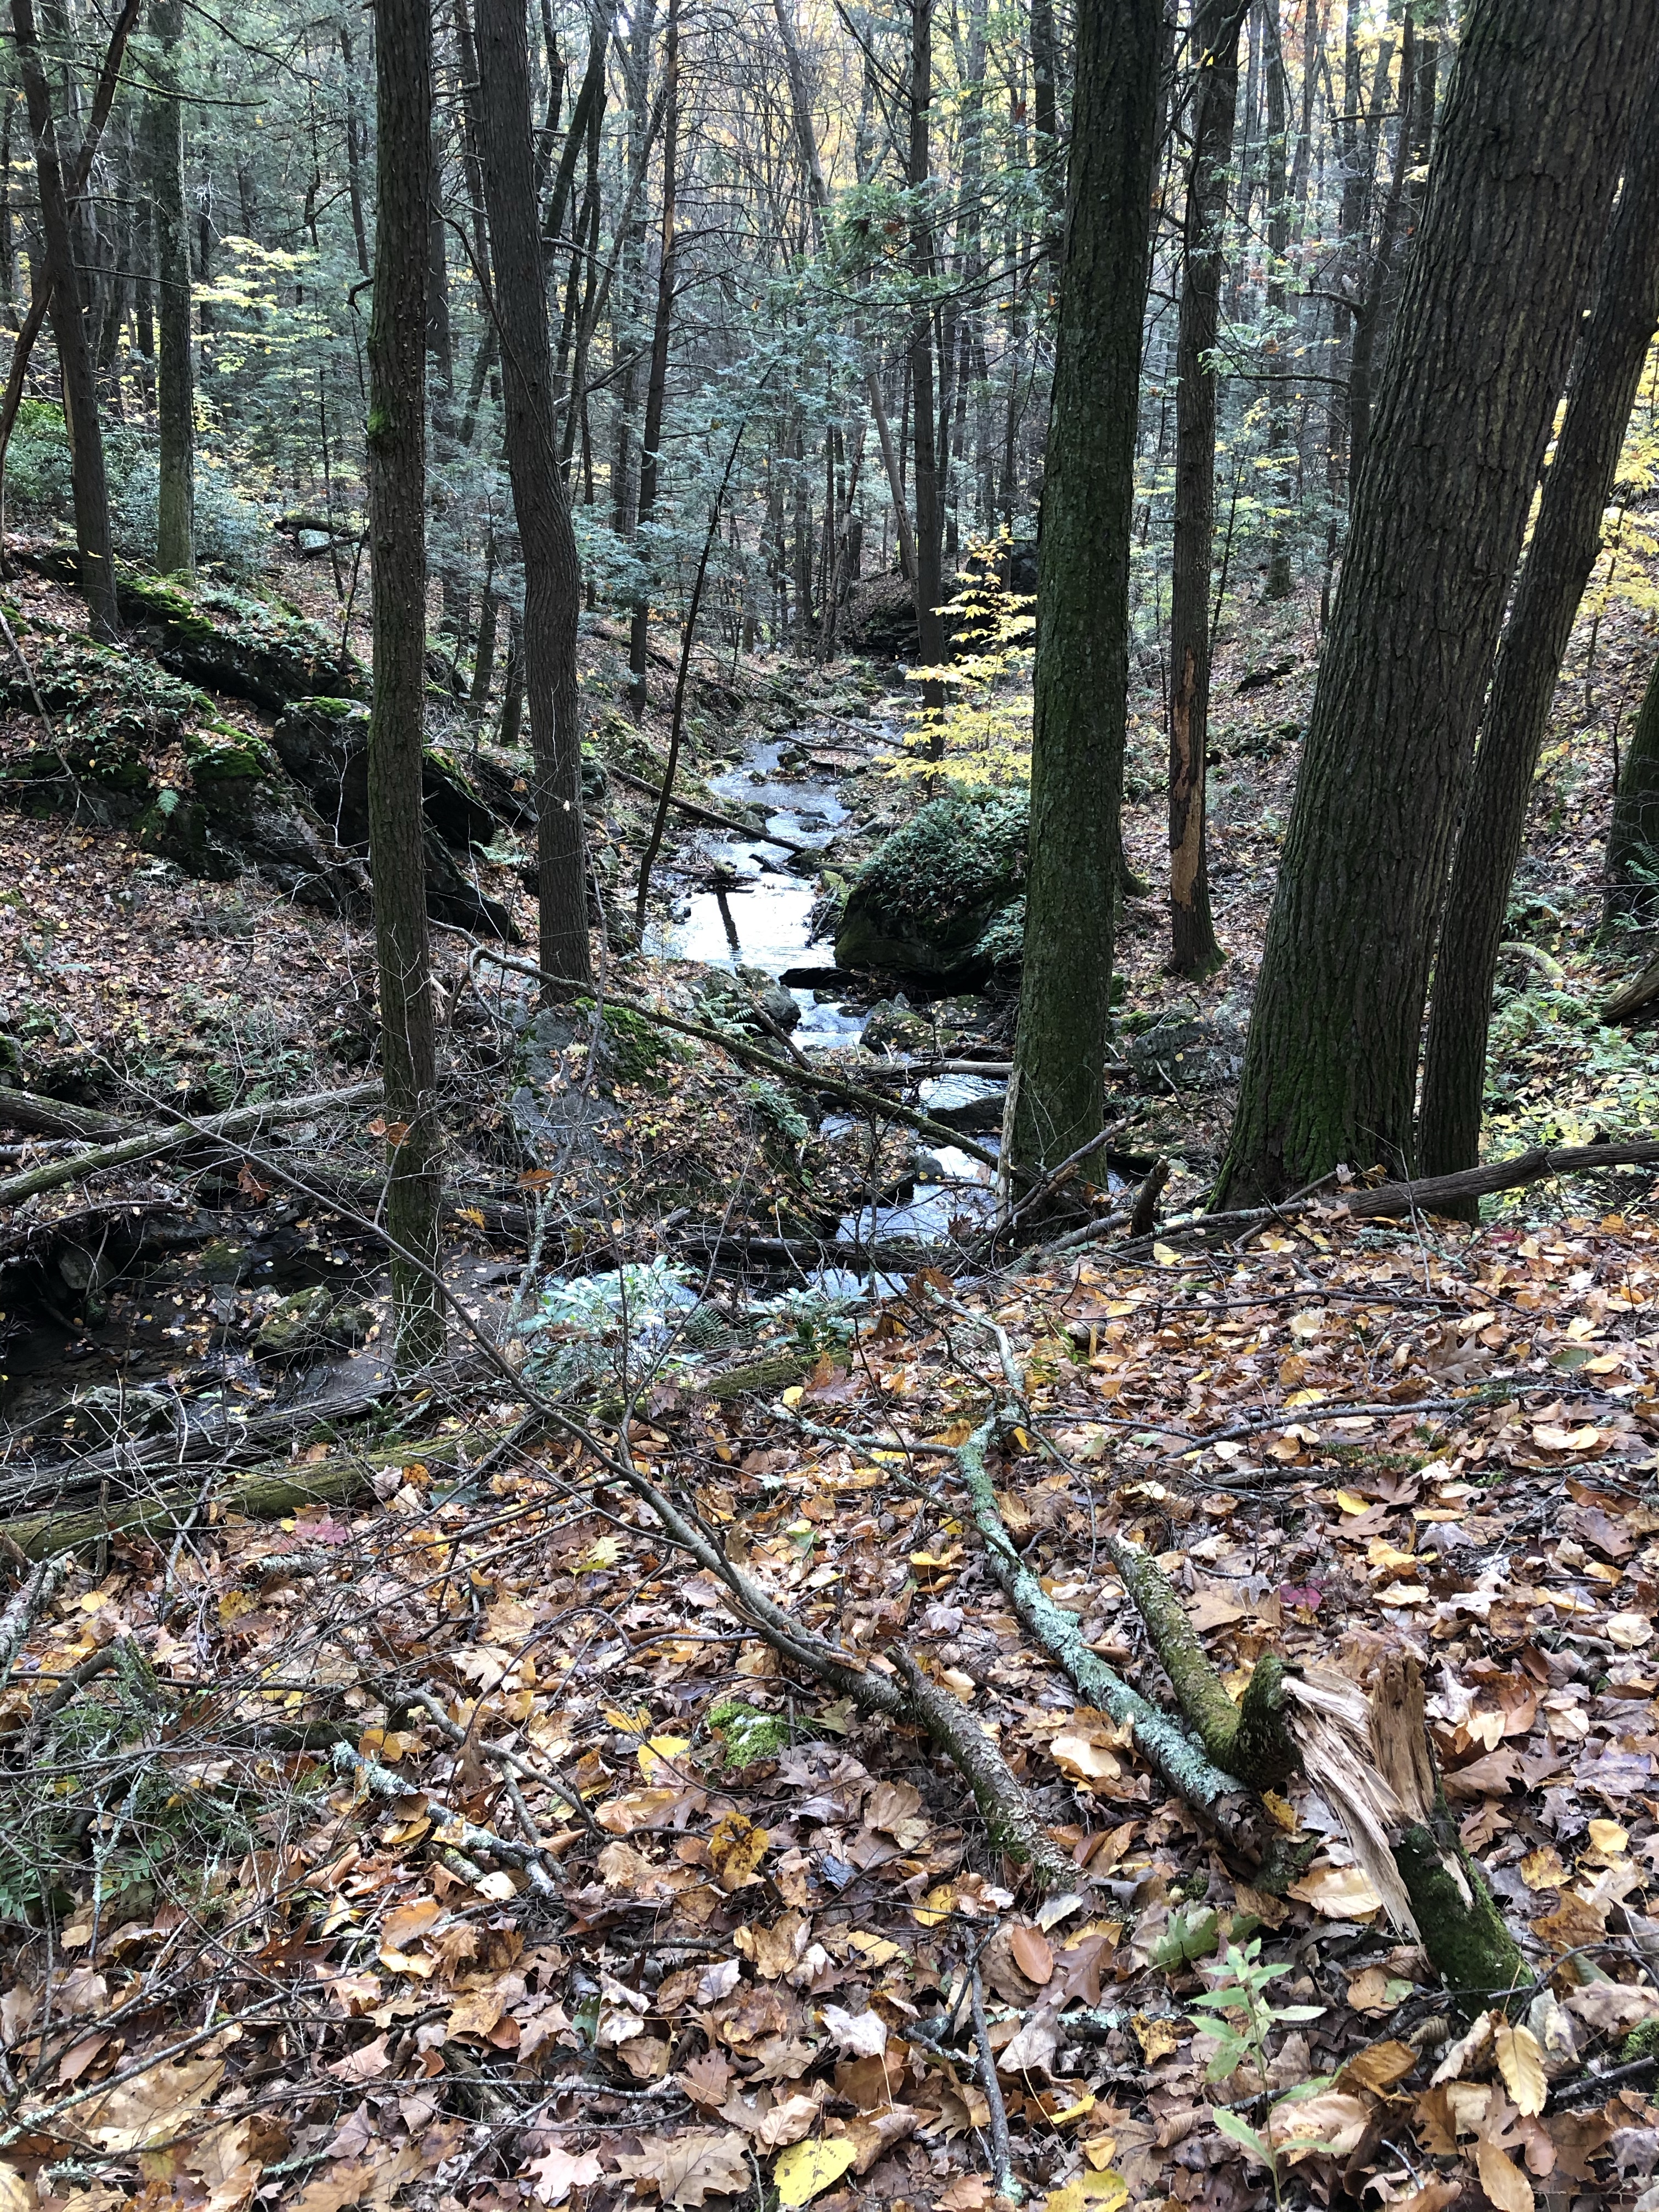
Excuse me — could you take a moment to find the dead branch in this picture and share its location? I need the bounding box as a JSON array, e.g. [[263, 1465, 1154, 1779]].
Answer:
[[1603, 953, 1659, 1024], [0, 1081, 383, 1209]]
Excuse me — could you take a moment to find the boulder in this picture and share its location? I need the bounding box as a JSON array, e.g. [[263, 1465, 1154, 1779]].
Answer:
[[136, 726, 364, 912], [835, 789, 1026, 985], [117, 572, 362, 708], [1121, 1001, 1248, 1092]]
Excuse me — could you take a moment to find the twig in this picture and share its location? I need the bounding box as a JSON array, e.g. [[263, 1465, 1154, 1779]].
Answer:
[[970, 1961, 1021, 2204], [0, 1557, 66, 1692]]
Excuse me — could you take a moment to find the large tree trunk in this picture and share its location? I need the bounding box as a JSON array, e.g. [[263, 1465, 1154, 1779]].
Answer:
[[1606, 648, 1659, 931], [1166, 0, 1240, 980], [627, 0, 679, 718], [1262, 1, 1293, 602], [366, 0, 444, 1370], [1008, 0, 1160, 1176], [1418, 54, 1659, 1188], [11, 0, 118, 637], [909, 0, 945, 719], [145, 0, 193, 575], [1216, 0, 1658, 1208], [475, 0, 591, 985]]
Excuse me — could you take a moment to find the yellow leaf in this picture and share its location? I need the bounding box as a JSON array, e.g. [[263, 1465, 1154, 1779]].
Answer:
[[605, 1705, 653, 1734], [1131, 2015, 1181, 2063], [1476, 2137, 1534, 2212], [1339, 2039, 1419, 2094], [1047, 2089, 1097, 2128], [708, 1811, 769, 1890], [773, 2137, 858, 2208], [914, 1883, 956, 1928], [1333, 1489, 1369, 1515], [1151, 1242, 1181, 1266], [637, 1733, 691, 1780], [1045, 2189, 1086, 2212], [1262, 1790, 1300, 1832], [781, 1386, 805, 1406], [1080, 2174, 1128, 2210], [458, 1206, 486, 1229], [1494, 2021, 1546, 2118], [1588, 1819, 1629, 1857]]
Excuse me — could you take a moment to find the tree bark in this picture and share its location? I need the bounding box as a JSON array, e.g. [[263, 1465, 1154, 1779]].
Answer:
[[1008, 0, 1160, 1176], [909, 0, 945, 718], [627, 0, 679, 718], [1607, 646, 1659, 930], [145, 0, 193, 575], [1262, 0, 1293, 600], [1418, 54, 1659, 1186], [10, 0, 118, 637], [366, 0, 444, 1370], [1167, 0, 1240, 980], [1217, 0, 1659, 1207], [475, 0, 592, 985]]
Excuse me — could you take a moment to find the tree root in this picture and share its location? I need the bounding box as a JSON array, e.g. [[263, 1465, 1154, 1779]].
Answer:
[[949, 1423, 1278, 1862]]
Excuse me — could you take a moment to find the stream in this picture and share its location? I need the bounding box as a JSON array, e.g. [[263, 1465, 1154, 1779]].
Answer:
[[652, 730, 1002, 1267]]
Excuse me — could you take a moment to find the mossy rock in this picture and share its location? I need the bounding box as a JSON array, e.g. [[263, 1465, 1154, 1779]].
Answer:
[[118, 569, 363, 709], [1, 735, 157, 826], [835, 789, 1027, 984], [0, 625, 201, 757], [136, 725, 363, 911]]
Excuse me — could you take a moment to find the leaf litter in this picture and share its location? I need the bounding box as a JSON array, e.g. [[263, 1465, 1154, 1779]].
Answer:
[[0, 1198, 1657, 2210]]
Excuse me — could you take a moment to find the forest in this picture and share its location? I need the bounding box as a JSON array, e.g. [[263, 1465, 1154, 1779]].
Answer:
[[2, 0, 1659, 2206]]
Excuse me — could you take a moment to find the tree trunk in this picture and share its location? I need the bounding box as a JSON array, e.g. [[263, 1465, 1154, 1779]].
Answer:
[[365, 0, 443, 1370], [11, 0, 118, 637], [340, 17, 371, 278], [1216, 0, 1658, 1207], [1167, 0, 1240, 980], [1008, 0, 1160, 1176], [1029, 0, 1060, 254], [627, 0, 678, 718], [909, 0, 945, 719], [1347, 7, 1417, 494], [475, 0, 591, 986], [1418, 52, 1659, 1186], [1606, 648, 1659, 930], [145, 0, 193, 575], [1262, 0, 1293, 600]]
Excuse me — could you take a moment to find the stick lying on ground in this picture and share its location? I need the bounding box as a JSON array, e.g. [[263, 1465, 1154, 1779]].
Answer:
[[1133, 1138, 1659, 1254], [0, 1087, 128, 1142], [0, 1082, 383, 1209], [610, 765, 816, 858]]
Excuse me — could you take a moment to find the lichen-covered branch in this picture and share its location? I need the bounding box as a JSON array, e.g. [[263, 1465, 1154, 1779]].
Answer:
[[1107, 1536, 1294, 1793], [950, 1422, 1276, 1859]]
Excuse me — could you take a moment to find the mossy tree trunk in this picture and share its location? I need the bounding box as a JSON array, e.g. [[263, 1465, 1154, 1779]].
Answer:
[[366, 0, 445, 1371], [475, 0, 593, 986], [1167, 0, 1240, 980], [145, 0, 194, 575], [1419, 47, 1659, 1191], [1216, 0, 1658, 1207], [909, 0, 946, 723], [1009, 0, 1160, 1174], [11, 0, 119, 639]]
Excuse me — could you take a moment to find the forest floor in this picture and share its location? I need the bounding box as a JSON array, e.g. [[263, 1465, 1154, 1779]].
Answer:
[[0, 542, 1657, 2212]]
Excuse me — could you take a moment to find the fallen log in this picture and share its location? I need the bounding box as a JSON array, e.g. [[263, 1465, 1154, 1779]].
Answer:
[[0, 1082, 382, 1210], [1604, 954, 1659, 1025], [0, 1088, 128, 1142], [610, 765, 815, 857], [0, 1425, 494, 1561], [1133, 1137, 1659, 1254]]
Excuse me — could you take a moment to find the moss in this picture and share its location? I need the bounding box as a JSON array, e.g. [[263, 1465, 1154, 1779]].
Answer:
[[836, 789, 1027, 980], [182, 724, 278, 782], [708, 1701, 792, 1768], [1623, 2016, 1659, 2063], [602, 1004, 684, 1082]]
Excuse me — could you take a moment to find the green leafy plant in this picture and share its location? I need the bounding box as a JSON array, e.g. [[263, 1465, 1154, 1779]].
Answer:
[[1186, 1937, 1326, 2084], [1212, 2086, 1345, 2212]]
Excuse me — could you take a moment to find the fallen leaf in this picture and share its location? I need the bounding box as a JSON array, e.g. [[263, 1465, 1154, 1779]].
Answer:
[[709, 1812, 770, 1890], [1496, 2021, 1546, 2117], [526, 2147, 604, 2206], [1477, 2136, 1534, 2212], [614, 2130, 749, 2208], [1266, 2087, 1371, 2163], [1010, 1924, 1056, 1985], [772, 2137, 858, 2208], [1130, 2014, 1181, 2064], [820, 2003, 886, 2058], [1339, 2039, 1418, 2094], [1606, 1612, 1654, 1651], [1286, 1862, 1384, 1918]]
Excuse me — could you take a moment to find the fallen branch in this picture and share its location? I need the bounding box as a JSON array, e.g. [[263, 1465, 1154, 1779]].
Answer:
[[0, 1082, 382, 1209], [0, 1556, 66, 1689], [610, 765, 814, 857], [1122, 1138, 1659, 1254], [1604, 955, 1659, 1026], [947, 1421, 1278, 1862], [331, 1741, 557, 1895]]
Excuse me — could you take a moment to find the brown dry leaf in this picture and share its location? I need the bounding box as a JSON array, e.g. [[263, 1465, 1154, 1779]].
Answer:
[[325, 2034, 393, 2084], [524, 2146, 604, 2207], [1388, 2186, 1462, 2212], [1339, 2039, 1418, 2094], [620, 2035, 673, 2081], [1519, 1844, 1567, 1891], [1286, 1861, 1384, 1919], [0, 2171, 31, 2212], [735, 1910, 810, 1981], [1265, 2087, 1371, 2164], [596, 1786, 682, 1835], [709, 1812, 770, 1891], [1049, 1717, 1124, 1789], [380, 1896, 442, 1950], [752, 2093, 824, 2150], [1562, 1980, 1659, 2031], [938, 2180, 990, 2211], [1495, 2021, 1547, 2117], [831, 2104, 920, 2173], [1532, 1892, 1609, 1954], [1011, 1925, 1056, 1986], [677, 2049, 733, 2108], [1476, 2137, 1535, 2212], [613, 2129, 749, 2207], [79, 2054, 225, 2152]]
